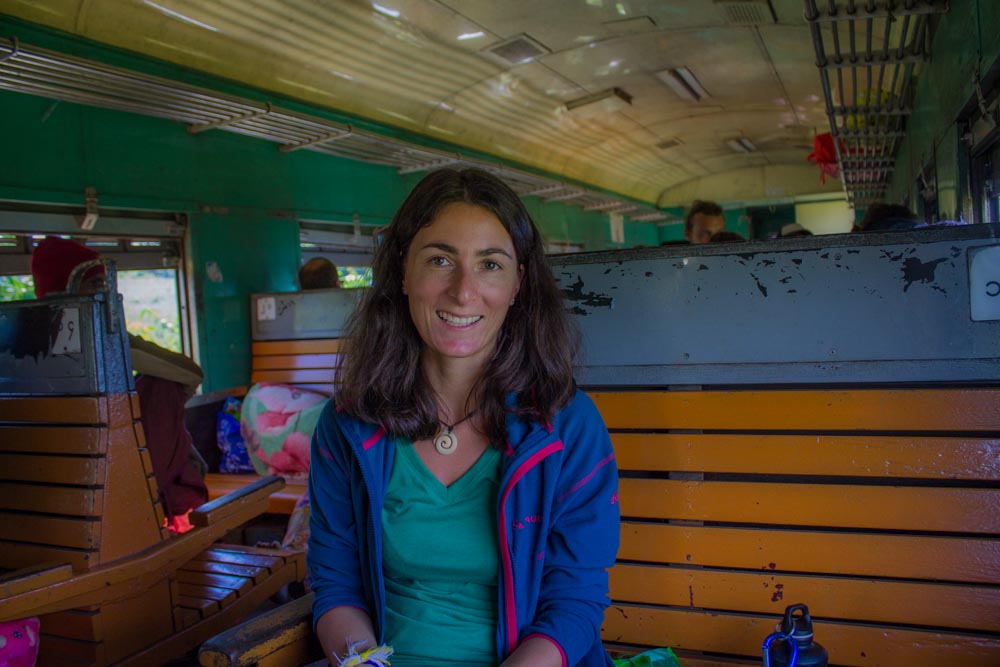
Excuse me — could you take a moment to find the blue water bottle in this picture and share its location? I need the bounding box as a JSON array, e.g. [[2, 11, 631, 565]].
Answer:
[[762, 603, 828, 667]]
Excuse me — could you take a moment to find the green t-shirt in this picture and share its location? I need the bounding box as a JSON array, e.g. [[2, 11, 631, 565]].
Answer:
[[381, 439, 502, 667]]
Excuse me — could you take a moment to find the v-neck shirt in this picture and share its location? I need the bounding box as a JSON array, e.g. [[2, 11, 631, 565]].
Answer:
[[381, 438, 502, 667]]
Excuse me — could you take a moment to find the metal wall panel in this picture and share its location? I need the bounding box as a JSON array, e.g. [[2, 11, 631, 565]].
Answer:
[[0, 293, 133, 395], [250, 289, 364, 341], [552, 225, 1000, 386]]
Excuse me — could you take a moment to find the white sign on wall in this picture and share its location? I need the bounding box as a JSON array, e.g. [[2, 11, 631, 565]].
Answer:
[[610, 212, 625, 244], [970, 245, 1000, 321]]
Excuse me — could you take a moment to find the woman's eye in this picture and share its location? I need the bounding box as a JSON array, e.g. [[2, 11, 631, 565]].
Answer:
[[483, 259, 501, 271], [430, 256, 449, 266]]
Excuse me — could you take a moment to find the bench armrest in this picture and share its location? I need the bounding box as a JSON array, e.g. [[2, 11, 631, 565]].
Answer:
[[190, 475, 285, 528], [198, 592, 321, 667]]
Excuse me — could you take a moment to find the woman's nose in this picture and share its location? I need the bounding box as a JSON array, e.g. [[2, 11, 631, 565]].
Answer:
[[448, 265, 475, 302]]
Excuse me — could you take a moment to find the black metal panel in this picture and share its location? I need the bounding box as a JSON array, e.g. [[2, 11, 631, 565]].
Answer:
[[0, 292, 133, 396], [552, 225, 1000, 386]]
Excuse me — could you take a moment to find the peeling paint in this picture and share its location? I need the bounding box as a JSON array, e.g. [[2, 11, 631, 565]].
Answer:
[[561, 276, 613, 310], [750, 273, 768, 297], [902, 256, 947, 293]]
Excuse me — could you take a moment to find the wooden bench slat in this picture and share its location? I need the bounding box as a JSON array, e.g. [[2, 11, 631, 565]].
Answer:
[[593, 389, 1000, 431], [179, 559, 268, 585], [0, 512, 102, 550], [251, 369, 333, 384], [0, 540, 96, 572], [0, 426, 106, 455], [0, 453, 105, 485], [609, 564, 1000, 632], [252, 353, 340, 370], [619, 479, 1000, 533], [177, 582, 238, 607], [205, 473, 306, 516], [603, 605, 1000, 667], [0, 396, 105, 425], [0, 562, 75, 598], [175, 569, 253, 596], [178, 594, 219, 617], [195, 548, 283, 571], [0, 483, 103, 516], [613, 433, 1000, 480], [619, 522, 1000, 583], [37, 633, 103, 664], [252, 339, 342, 355], [40, 608, 101, 641]]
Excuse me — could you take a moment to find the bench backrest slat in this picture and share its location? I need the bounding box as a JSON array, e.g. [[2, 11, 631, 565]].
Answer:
[[595, 386, 1000, 666]]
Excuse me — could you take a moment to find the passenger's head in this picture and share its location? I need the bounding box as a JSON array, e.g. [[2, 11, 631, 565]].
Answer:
[[30, 236, 107, 298], [858, 203, 922, 232], [335, 168, 575, 442], [778, 223, 813, 239], [685, 200, 726, 244], [299, 257, 341, 289], [709, 230, 746, 243]]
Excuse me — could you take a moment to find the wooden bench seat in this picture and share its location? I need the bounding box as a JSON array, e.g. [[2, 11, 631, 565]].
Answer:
[[199, 384, 1000, 667], [0, 283, 308, 666], [205, 473, 307, 516], [250, 338, 340, 395]]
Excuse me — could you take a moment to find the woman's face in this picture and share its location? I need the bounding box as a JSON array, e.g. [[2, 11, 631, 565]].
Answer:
[[403, 201, 523, 372]]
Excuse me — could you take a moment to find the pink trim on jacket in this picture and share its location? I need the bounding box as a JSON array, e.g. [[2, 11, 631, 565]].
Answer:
[[362, 426, 386, 450], [557, 452, 615, 504], [498, 440, 565, 654]]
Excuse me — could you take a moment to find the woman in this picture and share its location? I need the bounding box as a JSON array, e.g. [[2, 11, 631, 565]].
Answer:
[[308, 168, 619, 667]]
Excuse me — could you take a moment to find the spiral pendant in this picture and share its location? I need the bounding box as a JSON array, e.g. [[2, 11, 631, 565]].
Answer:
[[434, 430, 458, 455]]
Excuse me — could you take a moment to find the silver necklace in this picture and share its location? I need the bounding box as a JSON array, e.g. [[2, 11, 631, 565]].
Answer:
[[434, 410, 477, 456]]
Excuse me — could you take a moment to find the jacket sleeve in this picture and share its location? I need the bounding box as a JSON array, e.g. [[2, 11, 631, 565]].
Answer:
[[521, 391, 620, 666], [307, 402, 370, 627], [128, 333, 203, 397]]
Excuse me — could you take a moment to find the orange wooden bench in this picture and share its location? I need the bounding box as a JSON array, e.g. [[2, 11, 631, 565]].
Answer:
[[0, 289, 307, 666], [200, 338, 339, 516], [199, 384, 1000, 667], [249, 338, 341, 395]]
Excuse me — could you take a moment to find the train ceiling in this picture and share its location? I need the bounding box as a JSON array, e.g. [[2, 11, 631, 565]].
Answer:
[[2, 0, 930, 207]]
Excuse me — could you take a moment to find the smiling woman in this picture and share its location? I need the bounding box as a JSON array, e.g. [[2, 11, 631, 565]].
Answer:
[[309, 168, 620, 667]]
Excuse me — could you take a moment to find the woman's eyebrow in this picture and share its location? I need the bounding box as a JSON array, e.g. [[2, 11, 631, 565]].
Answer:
[[420, 242, 513, 260]]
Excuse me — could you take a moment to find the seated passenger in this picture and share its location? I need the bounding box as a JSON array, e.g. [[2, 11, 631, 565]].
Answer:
[[685, 200, 726, 244], [31, 237, 207, 532], [709, 230, 746, 243], [857, 203, 924, 232], [777, 223, 813, 239], [299, 257, 341, 289]]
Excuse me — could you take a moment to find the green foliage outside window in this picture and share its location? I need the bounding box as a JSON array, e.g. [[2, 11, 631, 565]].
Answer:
[[0, 274, 35, 301]]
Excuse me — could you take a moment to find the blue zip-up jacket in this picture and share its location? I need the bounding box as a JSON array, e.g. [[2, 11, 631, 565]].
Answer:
[[307, 389, 620, 667]]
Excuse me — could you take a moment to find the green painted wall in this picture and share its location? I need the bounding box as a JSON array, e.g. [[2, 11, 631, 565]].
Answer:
[[889, 0, 1000, 215], [0, 82, 658, 388]]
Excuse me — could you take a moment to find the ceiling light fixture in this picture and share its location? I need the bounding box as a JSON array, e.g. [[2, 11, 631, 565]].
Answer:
[[565, 87, 633, 113], [458, 31, 485, 40], [656, 67, 709, 102], [726, 137, 757, 153], [372, 3, 400, 18]]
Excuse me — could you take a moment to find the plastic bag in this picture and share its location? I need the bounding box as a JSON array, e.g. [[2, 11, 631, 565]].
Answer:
[[216, 396, 255, 473], [612, 647, 682, 667], [241, 383, 328, 478]]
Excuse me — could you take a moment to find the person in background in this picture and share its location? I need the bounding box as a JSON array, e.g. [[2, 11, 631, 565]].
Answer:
[[308, 168, 620, 666], [709, 230, 747, 243], [31, 237, 207, 532], [299, 256, 341, 289], [857, 203, 923, 232], [777, 223, 813, 239], [684, 200, 726, 244]]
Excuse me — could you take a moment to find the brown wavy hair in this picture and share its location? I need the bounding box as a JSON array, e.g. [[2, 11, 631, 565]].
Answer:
[[334, 168, 577, 446]]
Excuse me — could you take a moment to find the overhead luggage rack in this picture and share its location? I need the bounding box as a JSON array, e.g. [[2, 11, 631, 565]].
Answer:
[[0, 38, 665, 224], [805, 0, 948, 208]]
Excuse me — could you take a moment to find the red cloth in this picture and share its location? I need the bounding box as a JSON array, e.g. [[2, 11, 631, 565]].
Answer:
[[806, 132, 842, 184], [30, 236, 104, 297], [135, 375, 208, 519]]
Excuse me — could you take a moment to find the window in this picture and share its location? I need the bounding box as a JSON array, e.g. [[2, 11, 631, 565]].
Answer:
[[0, 231, 189, 354]]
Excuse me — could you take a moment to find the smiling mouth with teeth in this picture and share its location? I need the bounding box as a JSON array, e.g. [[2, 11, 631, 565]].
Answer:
[[438, 311, 482, 327]]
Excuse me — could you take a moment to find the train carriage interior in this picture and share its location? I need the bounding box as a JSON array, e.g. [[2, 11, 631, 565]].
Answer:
[[1, 0, 999, 665]]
